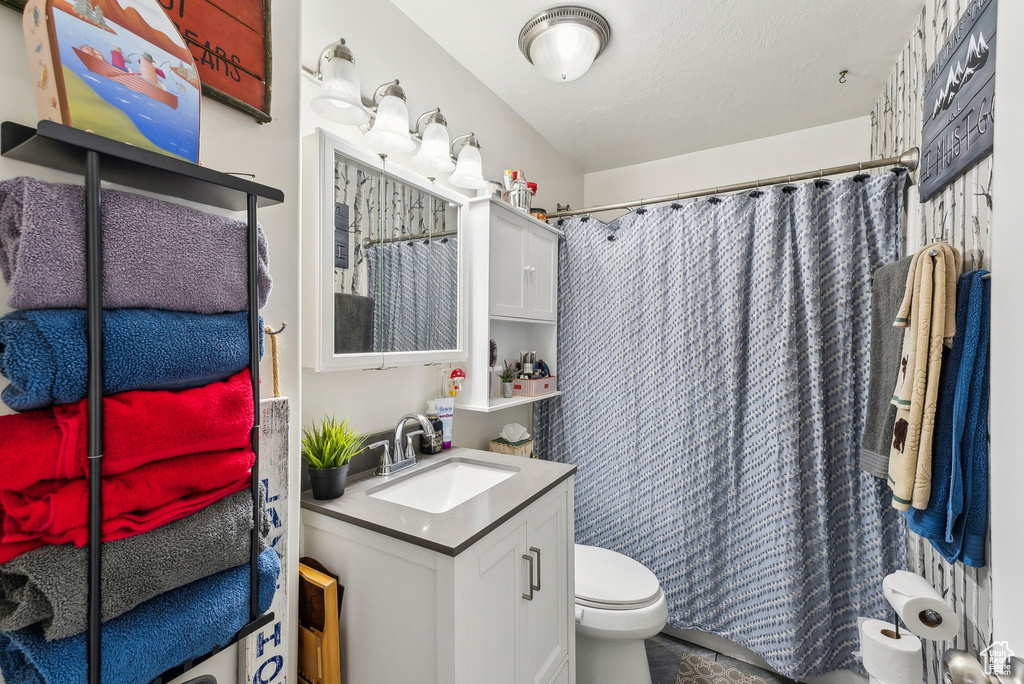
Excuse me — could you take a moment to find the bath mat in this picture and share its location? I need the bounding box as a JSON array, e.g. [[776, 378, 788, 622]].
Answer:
[[675, 653, 771, 684]]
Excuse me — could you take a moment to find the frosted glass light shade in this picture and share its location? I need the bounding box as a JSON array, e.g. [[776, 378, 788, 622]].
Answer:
[[412, 121, 455, 174], [365, 95, 415, 153], [449, 143, 487, 190], [310, 57, 369, 124], [529, 23, 600, 82]]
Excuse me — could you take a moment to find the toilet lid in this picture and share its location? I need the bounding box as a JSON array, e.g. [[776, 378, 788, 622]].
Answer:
[[574, 544, 662, 609]]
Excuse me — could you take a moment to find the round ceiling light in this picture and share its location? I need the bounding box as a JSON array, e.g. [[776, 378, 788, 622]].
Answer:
[[518, 5, 611, 83]]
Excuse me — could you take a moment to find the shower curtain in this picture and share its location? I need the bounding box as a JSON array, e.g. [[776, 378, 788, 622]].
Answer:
[[366, 238, 458, 351], [534, 173, 908, 678]]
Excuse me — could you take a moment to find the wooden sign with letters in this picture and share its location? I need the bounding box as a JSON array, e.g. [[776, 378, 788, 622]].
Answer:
[[2, 0, 272, 122]]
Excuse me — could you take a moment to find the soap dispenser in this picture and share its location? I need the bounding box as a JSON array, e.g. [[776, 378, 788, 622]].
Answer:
[[420, 401, 444, 455]]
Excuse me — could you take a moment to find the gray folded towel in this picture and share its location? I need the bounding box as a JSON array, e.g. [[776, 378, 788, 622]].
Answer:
[[0, 176, 272, 314], [335, 292, 374, 353], [861, 256, 914, 478], [0, 489, 269, 641]]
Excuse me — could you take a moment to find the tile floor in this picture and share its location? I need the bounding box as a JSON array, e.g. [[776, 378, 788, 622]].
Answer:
[[645, 633, 797, 684]]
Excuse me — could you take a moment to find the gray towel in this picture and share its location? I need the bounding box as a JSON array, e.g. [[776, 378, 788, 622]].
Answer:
[[0, 177, 272, 314], [0, 489, 269, 641], [335, 292, 374, 353], [861, 256, 914, 478]]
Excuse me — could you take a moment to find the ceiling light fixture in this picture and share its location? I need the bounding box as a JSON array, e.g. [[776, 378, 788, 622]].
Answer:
[[518, 5, 611, 83], [411, 108, 456, 175], [449, 133, 487, 190], [364, 80, 416, 154], [308, 38, 370, 124]]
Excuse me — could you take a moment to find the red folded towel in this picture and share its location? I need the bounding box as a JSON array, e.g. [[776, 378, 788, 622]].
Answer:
[[0, 449, 254, 564], [0, 370, 253, 493]]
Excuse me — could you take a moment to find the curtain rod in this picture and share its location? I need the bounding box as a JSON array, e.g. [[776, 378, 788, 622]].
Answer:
[[363, 229, 458, 247], [548, 147, 920, 219]]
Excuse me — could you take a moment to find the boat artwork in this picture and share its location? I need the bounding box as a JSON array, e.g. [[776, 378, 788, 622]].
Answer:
[[22, 0, 202, 163]]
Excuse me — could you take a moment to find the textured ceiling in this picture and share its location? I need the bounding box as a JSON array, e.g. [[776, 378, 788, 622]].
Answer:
[[390, 0, 923, 172]]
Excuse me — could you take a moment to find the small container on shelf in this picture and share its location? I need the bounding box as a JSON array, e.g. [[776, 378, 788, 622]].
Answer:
[[511, 376, 557, 397]]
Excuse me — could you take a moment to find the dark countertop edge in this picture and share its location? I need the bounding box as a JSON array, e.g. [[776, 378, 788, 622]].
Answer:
[[301, 464, 577, 557]]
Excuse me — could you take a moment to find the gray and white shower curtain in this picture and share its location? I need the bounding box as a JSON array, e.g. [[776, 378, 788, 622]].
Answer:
[[534, 173, 908, 678]]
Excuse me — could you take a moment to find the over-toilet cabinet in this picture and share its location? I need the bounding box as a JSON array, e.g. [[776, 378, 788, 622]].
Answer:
[[301, 479, 576, 684]]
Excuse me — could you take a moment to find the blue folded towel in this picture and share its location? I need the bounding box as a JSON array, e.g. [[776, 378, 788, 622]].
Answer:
[[0, 309, 262, 412], [906, 270, 989, 567], [0, 547, 279, 684]]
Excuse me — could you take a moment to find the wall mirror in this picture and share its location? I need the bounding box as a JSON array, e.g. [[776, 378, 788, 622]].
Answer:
[[302, 129, 466, 371]]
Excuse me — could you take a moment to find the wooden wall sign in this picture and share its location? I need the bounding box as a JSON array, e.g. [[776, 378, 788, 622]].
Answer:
[[920, 0, 996, 202], [2, 0, 272, 123]]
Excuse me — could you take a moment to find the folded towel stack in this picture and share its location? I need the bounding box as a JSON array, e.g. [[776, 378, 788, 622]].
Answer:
[[0, 177, 277, 681], [906, 271, 990, 567], [887, 242, 962, 511]]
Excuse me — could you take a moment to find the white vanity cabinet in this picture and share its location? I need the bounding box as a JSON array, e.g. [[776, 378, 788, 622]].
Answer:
[[301, 469, 576, 684], [482, 198, 560, 322]]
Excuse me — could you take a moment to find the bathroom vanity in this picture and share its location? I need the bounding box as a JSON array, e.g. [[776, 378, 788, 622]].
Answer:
[[301, 448, 576, 684]]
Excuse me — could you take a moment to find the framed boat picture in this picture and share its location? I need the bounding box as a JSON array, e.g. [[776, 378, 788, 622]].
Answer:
[[21, 0, 202, 162], [4, 0, 272, 124]]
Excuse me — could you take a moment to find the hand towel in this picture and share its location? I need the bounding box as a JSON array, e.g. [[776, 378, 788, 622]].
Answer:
[[860, 256, 913, 478], [907, 271, 989, 566], [0, 176, 272, 314], [0, 547, 279, 684], [0, 308, 262, 412], [0, 370, 253, 492], [0, 449, 254, 564], [888, 243, 961, 510], [0, 488, 269, 640]]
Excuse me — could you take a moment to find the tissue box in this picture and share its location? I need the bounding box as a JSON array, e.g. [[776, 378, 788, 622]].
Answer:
[[489, 438, 534, 458], [511, 376, 557, 397]]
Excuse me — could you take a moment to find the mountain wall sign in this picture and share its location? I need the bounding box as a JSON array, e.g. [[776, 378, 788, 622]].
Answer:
[[920, 0, 995, 202], [0, 0, 272, 123]]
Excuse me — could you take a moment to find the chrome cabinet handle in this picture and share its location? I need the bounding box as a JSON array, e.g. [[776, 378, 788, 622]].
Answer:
[[522, 553, 535, 600], [529, 547, 541, 592]]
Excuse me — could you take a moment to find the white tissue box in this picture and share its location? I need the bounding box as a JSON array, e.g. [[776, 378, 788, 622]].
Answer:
[[489, 438, 534, 458]]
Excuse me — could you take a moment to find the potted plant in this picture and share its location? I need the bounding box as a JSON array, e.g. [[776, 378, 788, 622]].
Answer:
[[302, 416, 367, 500], [499, 361, 517, 399]]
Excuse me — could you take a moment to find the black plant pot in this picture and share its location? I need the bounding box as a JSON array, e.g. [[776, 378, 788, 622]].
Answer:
[[308, 464, 350, 500]]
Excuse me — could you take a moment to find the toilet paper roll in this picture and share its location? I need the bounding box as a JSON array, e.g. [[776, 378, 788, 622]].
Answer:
[[860, 618, 924, 684], [883, 570, 959, 640]]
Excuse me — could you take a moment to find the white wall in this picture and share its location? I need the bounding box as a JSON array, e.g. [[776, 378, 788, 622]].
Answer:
[[0, 4, 303, 682], [299, 0, 584, 444], [584, 116, 871, 218], [989, 0, 1024, 656]]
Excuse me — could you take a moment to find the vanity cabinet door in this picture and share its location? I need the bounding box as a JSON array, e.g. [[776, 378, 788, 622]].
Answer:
[[524, 224, 558, 322], [520, 490, 570, 684], [490, 212, 530, 319], [464, 525, 527, 684]]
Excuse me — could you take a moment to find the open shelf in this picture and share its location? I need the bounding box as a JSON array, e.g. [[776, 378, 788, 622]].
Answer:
[[1, 121, 284, 211], [457, 391, 562, 413]]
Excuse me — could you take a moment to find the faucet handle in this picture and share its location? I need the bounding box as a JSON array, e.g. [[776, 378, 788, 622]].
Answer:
[[367, 439, 392, 475], [404, 430, 425, 462]]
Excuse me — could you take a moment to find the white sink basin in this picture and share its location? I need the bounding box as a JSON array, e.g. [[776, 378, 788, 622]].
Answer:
[[368, 459, 517, 513]]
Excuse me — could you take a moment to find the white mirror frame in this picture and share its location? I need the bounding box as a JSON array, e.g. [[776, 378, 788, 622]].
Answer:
[[302, 128, 468, 372]]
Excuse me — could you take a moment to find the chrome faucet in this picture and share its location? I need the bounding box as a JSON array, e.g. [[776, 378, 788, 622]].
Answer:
[[367, 413, 436, 476]]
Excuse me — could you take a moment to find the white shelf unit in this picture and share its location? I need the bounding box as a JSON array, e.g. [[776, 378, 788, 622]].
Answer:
[[458, 198, 563, 412]]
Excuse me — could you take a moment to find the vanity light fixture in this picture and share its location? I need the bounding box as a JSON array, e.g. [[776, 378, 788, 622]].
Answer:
[[411, 109, 456, 175], [308, 38, 370, 124], [449, 133, 487, 190], [518, 5, 611, 83], [364, 80, 417, 154]]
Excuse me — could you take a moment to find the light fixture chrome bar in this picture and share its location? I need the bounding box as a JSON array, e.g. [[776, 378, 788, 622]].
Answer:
[[548, 148, 921, 219], [363, 229, 458, 248]]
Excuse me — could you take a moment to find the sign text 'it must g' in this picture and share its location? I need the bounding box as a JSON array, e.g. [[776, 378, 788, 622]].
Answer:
[[920, 0, 996, 202]]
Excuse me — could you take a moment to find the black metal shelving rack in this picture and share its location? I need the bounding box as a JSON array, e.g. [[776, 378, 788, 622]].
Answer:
[[1, 120, 284, 684]]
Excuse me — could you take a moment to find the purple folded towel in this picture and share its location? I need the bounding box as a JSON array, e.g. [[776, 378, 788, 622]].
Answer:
[[0, 176, 272, 314]]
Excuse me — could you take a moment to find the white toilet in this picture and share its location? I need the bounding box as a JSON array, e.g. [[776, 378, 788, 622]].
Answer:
[[574, 544, 669, 684]]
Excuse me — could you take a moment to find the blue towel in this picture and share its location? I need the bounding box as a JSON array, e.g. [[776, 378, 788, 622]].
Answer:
[[0, 547, 279, 684], [906, 271, 989, 567], [0, 309, 262, 412]]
